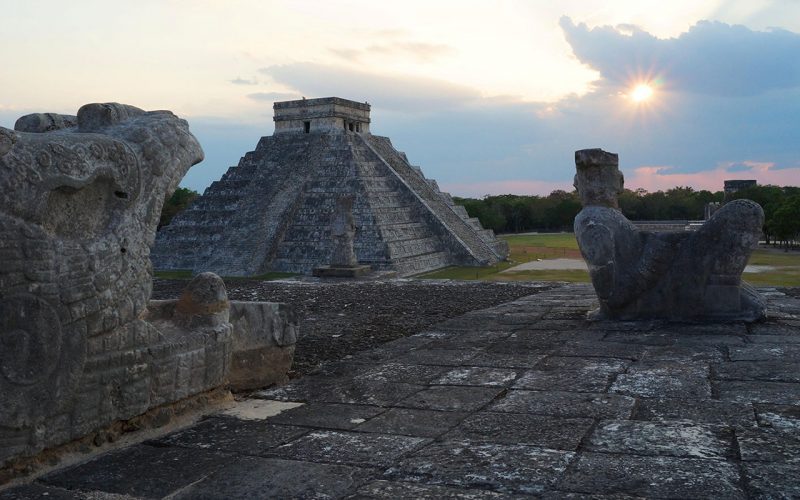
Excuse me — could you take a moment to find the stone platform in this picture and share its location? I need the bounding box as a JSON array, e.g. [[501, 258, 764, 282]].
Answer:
[[312, 264, 373, 278], [2, 283, 799, 498]]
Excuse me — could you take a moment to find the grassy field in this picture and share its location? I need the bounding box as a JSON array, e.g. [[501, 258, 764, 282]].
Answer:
[[742, 247, 800, 286], [154, 234, 799, 286], [418, 233, 800, 286]]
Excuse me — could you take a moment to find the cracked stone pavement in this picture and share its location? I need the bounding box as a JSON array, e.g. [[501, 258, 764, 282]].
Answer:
[[2, 283, 799, 499]]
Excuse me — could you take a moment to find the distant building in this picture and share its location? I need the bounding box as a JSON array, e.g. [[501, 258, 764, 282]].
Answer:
[[724, 179, 757, 200], [704, 202, 722, 220]]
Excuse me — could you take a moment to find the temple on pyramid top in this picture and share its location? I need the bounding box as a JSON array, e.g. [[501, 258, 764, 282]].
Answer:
[[152, 97, 508, 277], [274, 97, 371, 134]]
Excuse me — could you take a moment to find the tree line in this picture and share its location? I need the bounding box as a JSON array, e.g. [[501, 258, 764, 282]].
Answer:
[[455, 184, 800, 248], [159, 185, 800, 249]]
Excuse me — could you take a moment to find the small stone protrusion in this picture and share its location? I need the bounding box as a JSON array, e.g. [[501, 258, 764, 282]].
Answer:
[[174, 272, 230, 328]]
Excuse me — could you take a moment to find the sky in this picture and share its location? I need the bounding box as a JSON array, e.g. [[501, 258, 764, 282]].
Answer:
[[1, 0, 799, 197]]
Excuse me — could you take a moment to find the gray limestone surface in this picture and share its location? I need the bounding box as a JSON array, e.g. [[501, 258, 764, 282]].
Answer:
[[0, 104, 298, 469], [573, 148, 766, 321], [4, 282, 799, 498]]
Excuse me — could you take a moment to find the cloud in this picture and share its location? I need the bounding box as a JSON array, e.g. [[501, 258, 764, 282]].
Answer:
[[625, 163, 800, 192], [560, 17, 800, 96], [246, 91, 301, 102], [259, 63, 481, 111], [230, 77, 258, 85], [174, 20, 800, 198], [331, 41, 455, 63], [441, 179, 574, 197]]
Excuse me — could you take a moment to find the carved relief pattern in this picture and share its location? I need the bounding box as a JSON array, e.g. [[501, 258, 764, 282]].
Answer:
[[0, 294, 62, 386]]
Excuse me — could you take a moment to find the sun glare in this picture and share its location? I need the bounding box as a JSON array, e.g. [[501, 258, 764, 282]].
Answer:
[[631, 83, 654, 102]]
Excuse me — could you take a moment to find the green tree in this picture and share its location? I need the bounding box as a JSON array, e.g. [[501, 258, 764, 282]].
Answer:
[[769, 194, 800, 249], [159, 187, 198, 229]]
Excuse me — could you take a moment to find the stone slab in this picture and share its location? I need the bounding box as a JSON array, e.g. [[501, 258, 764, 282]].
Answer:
[[633, 398, 757, 428], [268, 430, 428, 467], [747, 334, 800, 344], [220, 399, 304, 421], [513, 369, 612, 392], [425, 330, 514, 350], [354, 362, 448, 385], [557, 452, 744, 498], [729, 344, 800, 361], [39, 444, 234, 498], [610, 363, 712, 399], [737, 427, 800, 463], [464, 351, 546, 369], [266, 403, 386, 430], [391, 348, 481, 366], [489, 390, 635, 419], [552, 341, 647, 360], [356, 408, 469, 438], [603, 331, 680, 346], [750, 323, 800, 336], [715, 381, 800, 405], [754, 404, 800, 430], [536, 356, 629, 373], [485, 339, 558, 355], [349, 479, 520, 499], [312, 265, 373, 278], [395, 386, 503, 412], [444, 412, 593, 450], [712, 360, 800, 382], [743, 462, 800, 499], [586, 420, 734, 459], [173, 456, 375, 499], [385, 441, 575, 495], [256, 378, 425, 406], [432, 367, 519, 387], [0, 484, 81, 499], [639, 345, 726, 363], [151, 416, 308, 455]]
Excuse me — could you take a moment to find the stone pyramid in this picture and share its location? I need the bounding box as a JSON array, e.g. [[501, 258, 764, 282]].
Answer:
[[152, 97, 508, 276]]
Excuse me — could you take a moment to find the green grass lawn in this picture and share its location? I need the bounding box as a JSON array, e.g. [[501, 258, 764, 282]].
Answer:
[[743, 247, 800, 286], [502, 232, 580, 250], [417, 233, 800, 286]]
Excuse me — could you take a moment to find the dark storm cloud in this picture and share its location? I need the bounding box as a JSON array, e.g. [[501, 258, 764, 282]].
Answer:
[[560, 16, 800, 96]]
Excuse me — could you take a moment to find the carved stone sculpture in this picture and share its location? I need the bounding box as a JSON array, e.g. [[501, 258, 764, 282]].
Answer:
[[312, 195, 372, 278], [573, 148, 766, 322], [330, 195, 358, 266], [0, 104, 298, 467]]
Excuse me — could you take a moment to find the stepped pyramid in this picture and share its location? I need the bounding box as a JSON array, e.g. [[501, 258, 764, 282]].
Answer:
[[152, 97, 508, 276]]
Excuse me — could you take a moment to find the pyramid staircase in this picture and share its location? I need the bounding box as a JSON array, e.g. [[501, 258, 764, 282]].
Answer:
[[152, 98, 508, 277]]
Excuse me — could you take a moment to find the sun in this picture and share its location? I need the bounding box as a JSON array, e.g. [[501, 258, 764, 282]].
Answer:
[[631, 83, 654, 103]]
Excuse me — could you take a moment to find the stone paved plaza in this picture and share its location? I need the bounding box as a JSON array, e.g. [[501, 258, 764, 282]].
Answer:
[[2, 283, 799, 498]]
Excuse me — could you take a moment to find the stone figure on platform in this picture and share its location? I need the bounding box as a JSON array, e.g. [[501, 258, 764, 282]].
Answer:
[[312, 195, 372, 278], [330, 195, 358, 267], [573, 148, 766, 322]]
